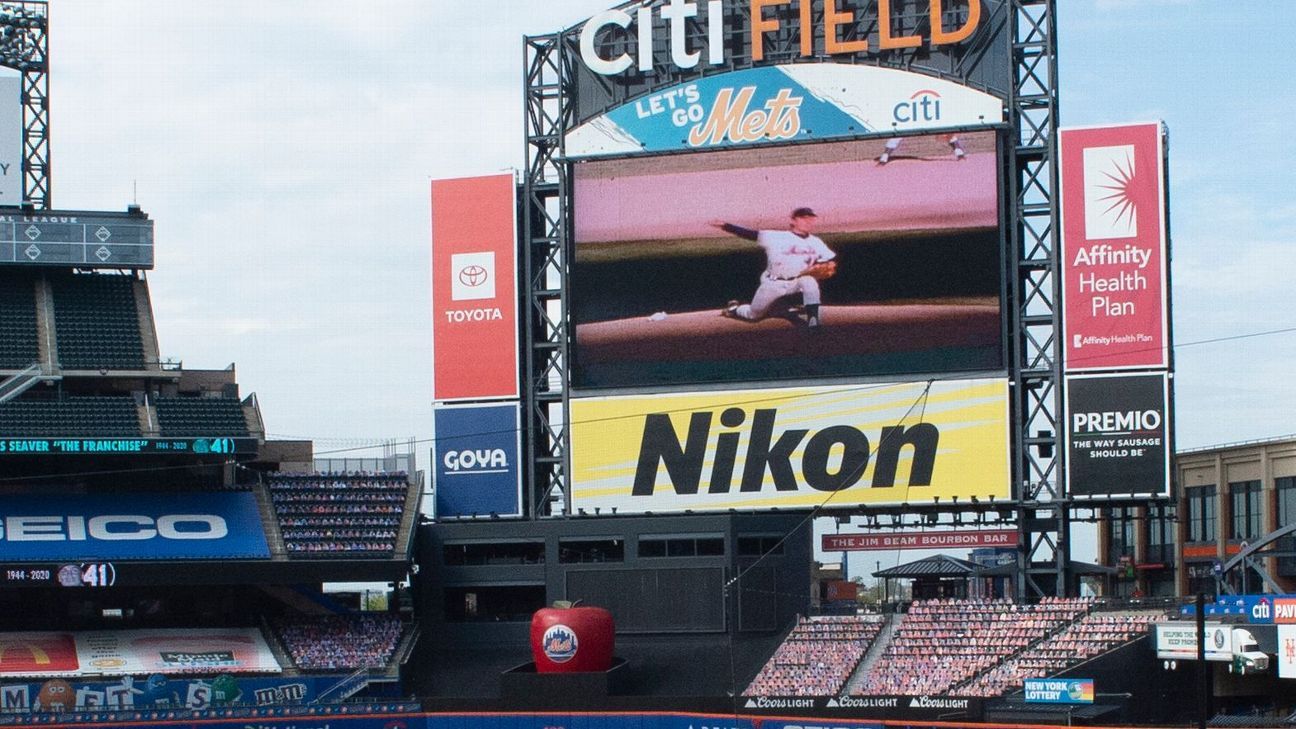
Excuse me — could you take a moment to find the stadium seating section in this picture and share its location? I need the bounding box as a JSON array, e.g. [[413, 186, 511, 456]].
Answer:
[[269, 472, 408, 556], [855, 597, 1093, 696], [743, 615, 884, 697], [0, 395, 141, 436], [0, 272, 39, 368], [154, 395, 249, 436], [743, 598, 1170, 699], [953, 609, 1168, 697], [273, 614, 406, 671], [50, 272, 146, 370]]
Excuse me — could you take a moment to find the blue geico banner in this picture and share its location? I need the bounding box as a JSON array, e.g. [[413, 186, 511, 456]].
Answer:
[[433, 403, 522, 519], [1024, 678, 1094, 704], [565, 64, 1004, 157], [0, 492, 269, 561]]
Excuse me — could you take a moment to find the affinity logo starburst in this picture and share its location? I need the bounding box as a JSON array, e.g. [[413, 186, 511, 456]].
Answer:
[[1082, 144, 1139, 240]]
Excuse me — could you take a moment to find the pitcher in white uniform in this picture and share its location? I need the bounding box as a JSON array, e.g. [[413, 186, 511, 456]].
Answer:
[[711, 207, 835, 327]]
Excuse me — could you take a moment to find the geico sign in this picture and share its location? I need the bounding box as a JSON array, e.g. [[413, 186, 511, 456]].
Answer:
[[634, 407, 936, 495], [443, 448, 508, 471], [580, 0, 983, 75], [0, 515, 228, 541], [1072, 409, 1162, 433]]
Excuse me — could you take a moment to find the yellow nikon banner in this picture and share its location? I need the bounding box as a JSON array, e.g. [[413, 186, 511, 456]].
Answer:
[[570, 378, 1010, 514]]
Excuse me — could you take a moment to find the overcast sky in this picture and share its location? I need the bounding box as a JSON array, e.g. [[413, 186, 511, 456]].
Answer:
[[47, 1, 1296, 565]]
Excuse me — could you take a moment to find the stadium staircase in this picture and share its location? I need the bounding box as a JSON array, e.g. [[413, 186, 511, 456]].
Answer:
[[258, 616, 301, 675], [253, 486, 288, 558], [843, 613, 898, 695], [389, 623, 421, 674], [132, 274, 162, 368], [34, 275, 56, 367], [0, 363, 60, 404], [314, 667, 373, 704], [395, 479, 423, 555]]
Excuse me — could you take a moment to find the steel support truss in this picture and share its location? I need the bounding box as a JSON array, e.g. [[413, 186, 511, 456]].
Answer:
[[523, 2, 1071, 600], [1008, 0, 1068, 598], [521, 34, 574, 518], [0, 2, 49, 209]]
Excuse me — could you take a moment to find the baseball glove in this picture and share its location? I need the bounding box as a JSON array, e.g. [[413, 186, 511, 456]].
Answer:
[[802, 260, 837, 281]]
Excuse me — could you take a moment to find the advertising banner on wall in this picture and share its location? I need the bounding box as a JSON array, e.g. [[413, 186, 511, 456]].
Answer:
[[570, 378, 1010, 514], [0, 674, 342, 713], [0, 492, 269, 561], [1155, 622, 1232, 662], [1059, 122, 1168, 371], [1065, 372, 1170, 499], [432, 402, 523, 519], [0, 628, 280, 678], [1024, 678, 1094, 704], [1279, 625, 1296, 679], [431, 174, 519, 401], [572, 132, 1003, 389], [823, 530, 1018, 552], [567, 64, 1004, 157]]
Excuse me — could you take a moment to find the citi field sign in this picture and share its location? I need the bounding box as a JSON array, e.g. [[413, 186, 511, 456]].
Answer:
[[567, 0, 1008, 154], [578, 0, 986, 76], [570, 378, 1009, 514]]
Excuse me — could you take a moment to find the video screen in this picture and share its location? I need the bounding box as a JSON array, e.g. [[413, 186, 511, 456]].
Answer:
[[571, 131, 1004, 389]]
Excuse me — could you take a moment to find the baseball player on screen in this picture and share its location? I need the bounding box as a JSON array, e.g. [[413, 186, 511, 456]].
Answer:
[[711, 207, 837, 328]]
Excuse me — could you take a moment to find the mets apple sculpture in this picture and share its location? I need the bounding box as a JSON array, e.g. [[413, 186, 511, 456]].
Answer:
[[530, 600, 614, 672]]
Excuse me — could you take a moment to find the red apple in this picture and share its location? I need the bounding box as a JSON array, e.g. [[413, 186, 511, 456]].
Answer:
[[530, 601, 614, 672]]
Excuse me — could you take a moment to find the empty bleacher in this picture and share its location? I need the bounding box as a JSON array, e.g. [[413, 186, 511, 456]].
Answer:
[[50, 272, 146, 370], [0, 395, 141, 436], [154, 395, 250, 436], [0, 272, 39, 368], [744, 615, 884, 697]]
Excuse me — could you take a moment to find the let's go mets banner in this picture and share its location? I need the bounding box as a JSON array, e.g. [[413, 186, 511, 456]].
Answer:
[[570, 378, 1009, 514]]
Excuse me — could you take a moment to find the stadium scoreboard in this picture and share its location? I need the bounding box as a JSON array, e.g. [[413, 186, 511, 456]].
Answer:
[[0, 210, 154, 268], [0, 437, 257, 455]]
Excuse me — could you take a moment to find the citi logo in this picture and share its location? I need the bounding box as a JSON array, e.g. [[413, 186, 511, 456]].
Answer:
[[633, 407, 937, 496], [443, 448, 509, 473], [894, 89, 942, 123], [1254, 598, 1272, 621]]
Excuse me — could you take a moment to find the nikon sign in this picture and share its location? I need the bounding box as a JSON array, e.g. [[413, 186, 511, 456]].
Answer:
[[570, 378, 1009, 514]]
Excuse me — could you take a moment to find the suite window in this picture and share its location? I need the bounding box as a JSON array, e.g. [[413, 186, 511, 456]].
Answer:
[[638, 535, 725, 558], [1145, 504, 1173, 564], [1278, 477, 1296, 529], [1108, 507, 1136, 564], [558, 538, 624, 563], [444, 585, 545, 622], [738, 535, 785, 557], [1187, 486, 1216, 543], [1230, 480, 1262, 541], [442, 540, 544, 566]]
